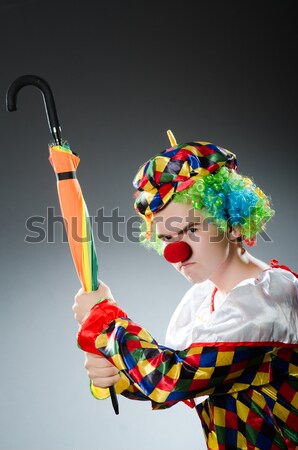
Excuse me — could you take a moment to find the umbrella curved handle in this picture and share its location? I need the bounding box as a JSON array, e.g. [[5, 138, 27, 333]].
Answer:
[[6, 74, 62, 146]]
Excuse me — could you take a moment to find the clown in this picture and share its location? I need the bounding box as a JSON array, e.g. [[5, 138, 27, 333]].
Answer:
[[73, 131, 298, 450]]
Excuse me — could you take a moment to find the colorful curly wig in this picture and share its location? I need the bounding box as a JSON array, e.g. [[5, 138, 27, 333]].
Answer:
[[133, 133, 274, 255]]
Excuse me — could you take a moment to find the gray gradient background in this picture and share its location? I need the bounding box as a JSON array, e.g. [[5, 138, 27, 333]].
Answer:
[[0, 1, 297, 449]]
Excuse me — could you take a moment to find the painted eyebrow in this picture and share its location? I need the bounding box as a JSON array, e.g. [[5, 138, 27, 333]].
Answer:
[[157, 222, 200, 239]]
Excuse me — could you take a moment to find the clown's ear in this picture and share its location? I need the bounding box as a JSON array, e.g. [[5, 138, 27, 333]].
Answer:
[[228, 224, 242, 240]]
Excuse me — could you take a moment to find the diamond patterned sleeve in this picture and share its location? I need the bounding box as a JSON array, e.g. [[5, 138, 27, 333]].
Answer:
[[89, 373, 149, 402], [77, 302, 274, 408]]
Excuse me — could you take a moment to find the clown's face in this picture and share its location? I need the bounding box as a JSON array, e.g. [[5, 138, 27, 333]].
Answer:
[[153, 202, 233, 284]]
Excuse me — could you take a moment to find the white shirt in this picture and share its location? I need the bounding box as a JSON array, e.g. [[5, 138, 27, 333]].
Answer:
[[165, 268, 298, 350]]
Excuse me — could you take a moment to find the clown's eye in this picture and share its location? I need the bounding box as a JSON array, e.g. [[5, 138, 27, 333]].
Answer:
[[160, 235, 173, 242], [187, 226, 198, 234]]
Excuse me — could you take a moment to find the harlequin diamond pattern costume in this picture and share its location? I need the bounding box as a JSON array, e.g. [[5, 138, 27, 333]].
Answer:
[[77, 134, 298, 449]]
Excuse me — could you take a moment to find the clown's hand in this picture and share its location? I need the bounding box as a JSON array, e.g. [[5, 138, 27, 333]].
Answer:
[[84, 352, 120, 388], [73, 280, 115, 324]]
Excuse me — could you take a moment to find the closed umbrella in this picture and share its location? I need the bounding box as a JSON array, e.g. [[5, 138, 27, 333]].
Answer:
[[6, 74, 119, 414]]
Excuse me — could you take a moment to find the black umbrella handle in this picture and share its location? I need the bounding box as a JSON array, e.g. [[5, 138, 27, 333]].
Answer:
[[6, 74, 62, 146]]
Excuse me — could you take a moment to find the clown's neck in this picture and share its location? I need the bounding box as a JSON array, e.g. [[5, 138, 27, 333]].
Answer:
[[209, 245, 270, 299]]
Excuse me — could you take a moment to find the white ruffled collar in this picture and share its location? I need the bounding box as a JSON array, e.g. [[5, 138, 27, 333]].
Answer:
[[165, 268, 298, 350]]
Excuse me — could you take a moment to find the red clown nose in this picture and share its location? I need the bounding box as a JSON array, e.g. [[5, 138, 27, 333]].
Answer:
[[163, 241, 192, 263]]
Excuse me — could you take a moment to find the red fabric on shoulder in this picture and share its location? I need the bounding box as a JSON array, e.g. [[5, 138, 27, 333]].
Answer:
[[77, 300, 128, 354], [270, 259, 298, 278]]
